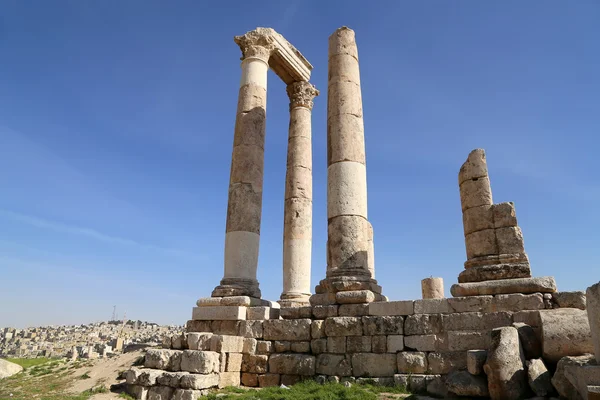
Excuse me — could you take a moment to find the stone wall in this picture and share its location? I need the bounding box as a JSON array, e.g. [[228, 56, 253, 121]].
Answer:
[[124, 292, 591, 398]]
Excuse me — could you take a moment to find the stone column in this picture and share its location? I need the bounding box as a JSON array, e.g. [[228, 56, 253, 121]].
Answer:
[[212, 31, 273, 299], [421, 277, 444, 299], [280, 81, 319, 306]]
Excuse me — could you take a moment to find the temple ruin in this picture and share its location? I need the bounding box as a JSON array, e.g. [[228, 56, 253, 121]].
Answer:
[[124, 27, 600, 400]]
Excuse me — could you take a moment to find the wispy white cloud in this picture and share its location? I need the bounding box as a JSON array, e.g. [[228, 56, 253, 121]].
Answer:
[[0, 208, 205, 261]]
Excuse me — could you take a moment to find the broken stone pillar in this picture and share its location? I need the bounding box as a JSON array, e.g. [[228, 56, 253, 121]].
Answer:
[[421, 277, 444, 299], [280, 81, 319, 307], [586, 282, 600, 361], [310, 27, 383, 306], [451, 149, 557, 297], [212, 30, 273, 299]]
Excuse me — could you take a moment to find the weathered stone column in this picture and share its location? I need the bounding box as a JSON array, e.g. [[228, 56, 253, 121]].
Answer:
[[422, 277, 444, 299], [280, 81, 319, 306], [310, 27, 382, 306], [212, 31, 273, 299]]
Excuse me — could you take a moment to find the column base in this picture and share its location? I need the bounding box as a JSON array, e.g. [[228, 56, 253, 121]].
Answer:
[[450, 276, 557, 297], [212, 277, 261, 299], [458, 262, 531, 283], [464, 253, 529, 269], [278, 292, 311, 308], [310, 275, 385, 306]]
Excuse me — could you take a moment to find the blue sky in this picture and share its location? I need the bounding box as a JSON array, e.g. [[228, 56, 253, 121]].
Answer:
[[1, 1, 599, 328]]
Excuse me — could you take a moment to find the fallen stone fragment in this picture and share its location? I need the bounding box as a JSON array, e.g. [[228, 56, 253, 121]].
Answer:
[[539, 308, 594, 362], [445, 370, 489, 397], [526, 358, 554, 397], [484, 326, 528, 400]]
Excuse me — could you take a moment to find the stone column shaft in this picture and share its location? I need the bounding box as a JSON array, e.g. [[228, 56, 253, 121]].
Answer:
[[280, 81, 319, 306], [213, 36, 273, 299], [326, 27, 371, 281]]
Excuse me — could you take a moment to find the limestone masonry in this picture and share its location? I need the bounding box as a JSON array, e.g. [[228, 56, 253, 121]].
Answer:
[[114, 26, 598, 400]]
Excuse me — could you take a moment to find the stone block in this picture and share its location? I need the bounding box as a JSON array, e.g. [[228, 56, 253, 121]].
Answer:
[[211, 320, 241, 336], [539, 308, 594, 362], [311, 320, 325, 339], [210, 335, 244, 353], [587, 282, 600, 361], [269, 354, 316, 376], [368, 300, 414, 316], [191, 306, 246, 321], [279, 306, 312, 319], [404, 334, 437, 351], [327, 336, 347, 353], [387, 335, 404, 352], [427, 352, 467, 374], [445, 370, 489, 397], [324, 317, 363, 336], [484, 327, 528, 400], [493, 202, 517, 228], [372, 335, 387, 353], [263, 319, 311, 341], [258, 373, 281, 387], [125, 385, 148, 400], [404, 314, 441, 335], [137, 369, 163, 386], [256, 340, 272, 354], [492, 293, 544, 312], [467, 349, 487, 375], [347, 336, 371, 353], [309, 293, 337, 306], [311, 339, 327, 354], [495, 226, 525, 254], [241, 372, 258, 387], [148, 386, 174, 400], [458, 263, 531, 283], [290, 341, 310, 353], [312, 305, 338, 319], [180, 350, 220, 374], [459, 175, 492, 211], [513, 322, 541, 359], [465, 228, 497, 258], [145, 349, 182, 371], [187, 333, 213, 351], [338, 304, 369, 316], [241, 354, 268, 373], [280, 374, 302, 386], [447, 331, 489, 351], [552, 291, 586, 310], [513, 310, 542, 326], [225, 353, 243, 372], [551, 355, 595, 399], [362, 316, 403, 335], [186, 319, 212, 333], [125, 368, 142, 385], [441, 311, 512, 331], [526, 358, 554, 397], [274, 341, 291, 352], [247, 306, 277, 320], [414, 299, 451, 314], [172, 389, 207, 400], [397, 351, 427, 373], [239, 320, 263, 338], [316, 354, 352, 376], [448, 295, 493, 312], [462, 204, 494, 235], [179, 373, 219, 390], [242, 338, 257, 354], [218, 371, 240, 388], [171, 334, 184, 349], [351, 353, 397, 377], [336, 290, 375, 304]]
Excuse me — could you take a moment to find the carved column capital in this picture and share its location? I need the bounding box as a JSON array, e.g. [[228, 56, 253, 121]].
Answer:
[[234, 31, 275, 64], [286, 81, 319, 110]]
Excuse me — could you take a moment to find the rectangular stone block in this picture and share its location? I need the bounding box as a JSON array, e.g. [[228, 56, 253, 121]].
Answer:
[[427, 352, 467, 374], [186, 320, 212, 333], [414, 299, 451, 314], [192, 306, 246, 321], [451, 276, 557, 297], [242, 338, 257, 354], [210, 335, 244, 353], [448, 296, 493, 313], [145, 349, 182, 371], [211, 320, 241, 335], [258, 373, 281, 387], [241, 354, 268, 373], [312, 305, 338, 319], [465, 229, 498, 259], [311, 339, 327, 354], [492, 293, 544, 312], [309, 293, 337, 306], [256, 340, 272, 354], [263, 319, 311, 341], [290, 341, 310, 353], [493, 202, 517, 228], [442, 311, 512, 331], [404, 335, 438, 352], [495, 226, 525, 254], [316, 354, 352, 376], [311, 320, 325, 339], [397, 351, 428, 374], [513, 310, 542, 327], [218, 371, 240, 388], [324, 317, 363, 336], [180, 373, 219, 390], [339, 304, 369, 316], [467, 349, 487, 375], [247, 306, 278, 320], [463, 204, 494, 235], [226, 353, 243, 372], [404, 314, 442, 335], [239, 320, 263, 338], [387, 335, 404, 352], [274, 341, 291, 352], [362, 316, 404, 335], [368, 300, 414, 316], [351, 353, 397, 377], [347, 336, 372, 353], [327, 336, 347, 353], [148, 386, 174, 399], [241, 372, 258, 387], [269, 354, 316, 376], [279, 306, 312, 319], [372, 335, 387, 353], [336, 290, 375, 304], [180, 350, 220, 374], [447, 331, 490, 351], [187, 332, 213, 351]]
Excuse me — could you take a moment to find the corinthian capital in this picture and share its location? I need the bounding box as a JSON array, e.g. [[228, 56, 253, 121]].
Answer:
[[234, 29, 275, 63], [286, 81, 319, 110]]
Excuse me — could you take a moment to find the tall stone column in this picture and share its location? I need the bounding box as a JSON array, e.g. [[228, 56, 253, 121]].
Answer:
[[212, 31, 274, 299], [280, 81, 319, 307], [311, 27, 382, 305]]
